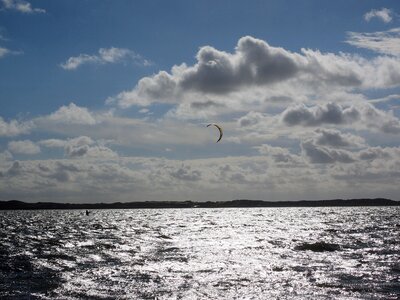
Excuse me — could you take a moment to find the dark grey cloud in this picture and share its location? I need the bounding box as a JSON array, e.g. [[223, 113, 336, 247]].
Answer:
[[358, 147, 394, 160], [51, 162, 80, 182], [267, 95, 294, 103], [179, 37, 304, 94], [35, 161, 79, 182], [6, 161, 22, 176], [229, 172, 248, 184], [170, 165, 201, 181], [280, 102, 400, 134], [301, 140, 355, 164], [66, 144, 89, 158], [333, 168, 400, 182], [381, 119, 400, 134], [190, 100, 224, 109], [281, 103, 360, 126], [314, 128, 364, 148], [218, 164, 232, 178]]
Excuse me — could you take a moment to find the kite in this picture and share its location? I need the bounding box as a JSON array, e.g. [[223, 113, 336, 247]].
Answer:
[[207, 123, 223, 143]]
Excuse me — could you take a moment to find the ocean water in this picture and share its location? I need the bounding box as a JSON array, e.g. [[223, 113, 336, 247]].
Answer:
[[0, 207, 399, 299]]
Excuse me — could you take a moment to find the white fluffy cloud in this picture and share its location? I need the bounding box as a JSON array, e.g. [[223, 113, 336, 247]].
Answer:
[[0, 117, 32, 137], [60, 47, 150, 70], [8, 140, 40, 155], [1, 0, 45, 14], [45, 103, 97, 125], [364, 8, 393, 23]]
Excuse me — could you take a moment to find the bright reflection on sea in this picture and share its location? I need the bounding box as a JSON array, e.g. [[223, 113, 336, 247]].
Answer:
[[0, 207, 399, 299]]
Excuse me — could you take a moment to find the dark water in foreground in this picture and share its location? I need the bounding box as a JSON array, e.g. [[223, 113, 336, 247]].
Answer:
[[0, 207, 399, 299]]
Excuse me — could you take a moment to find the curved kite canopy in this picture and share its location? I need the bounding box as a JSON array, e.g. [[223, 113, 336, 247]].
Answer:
[[207, 123, 223, 143]]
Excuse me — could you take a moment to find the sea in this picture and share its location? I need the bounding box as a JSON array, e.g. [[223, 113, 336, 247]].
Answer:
[[0, 207, 399, 299]]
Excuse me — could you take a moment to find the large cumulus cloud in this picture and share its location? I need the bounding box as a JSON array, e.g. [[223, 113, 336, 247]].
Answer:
[[108, 36, 400, 115]]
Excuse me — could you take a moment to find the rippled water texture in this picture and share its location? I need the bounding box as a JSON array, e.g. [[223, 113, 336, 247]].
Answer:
[[0, 207, 399, 299]]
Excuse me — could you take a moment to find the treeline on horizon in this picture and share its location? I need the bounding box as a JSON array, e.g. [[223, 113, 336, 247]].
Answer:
[[0, 198, 399, 210]]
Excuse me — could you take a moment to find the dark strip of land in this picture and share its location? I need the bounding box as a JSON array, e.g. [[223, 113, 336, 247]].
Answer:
[[0, 198, 398, 210]]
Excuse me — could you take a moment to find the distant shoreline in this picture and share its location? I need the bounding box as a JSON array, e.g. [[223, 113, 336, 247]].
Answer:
[[0, 198, 399, 210]]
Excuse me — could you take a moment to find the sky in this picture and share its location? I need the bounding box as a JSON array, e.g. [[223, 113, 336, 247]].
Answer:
[[1, 0, 400, 203]]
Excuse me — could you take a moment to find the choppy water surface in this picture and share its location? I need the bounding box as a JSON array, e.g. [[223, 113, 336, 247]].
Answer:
[[0, 207, 399, 299]]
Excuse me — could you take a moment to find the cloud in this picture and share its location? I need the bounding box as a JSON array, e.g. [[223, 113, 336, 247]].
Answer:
[[0, 117, 32, 137], [280, 102, 360, 126], [64, 137, 93, 158], [39, 136, 118, 159], [0, 47, 10, 58], [45, 103, 97, 125], [1, 0, 45, 14], [170, 165, 202, 181], [331, 147, 400, 186], [60, 47, 150, 70], [108, 36, 311, 108], [358, 146, 393, 161], [107, 71, 178, 107], [0, 150, 12, 161], [109, 36, 400, 115], [0, 29, 7, 41], [0, 46, 23, 59], [280, 102, 400, 134], [313, 128, 365, 148], [8, 140, 40, 155], [65, 141, 118, 159], [179, 37, 305, 94], [5, 161, 22, 176], [38, 138, 67, 148], [0, 150, 399, 202], [255, 144, 300, 163], [238, 111, 266, 127], [346, 28, 400, 56], [37, 109, 214, 148], [301, 140, 355, 164], [364, 8, 393, 23], [360, 104, 400, 134], [368, 93, 400, 104]]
